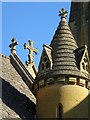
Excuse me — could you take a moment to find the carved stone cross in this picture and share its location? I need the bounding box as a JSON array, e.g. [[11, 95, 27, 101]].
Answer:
[[59, 8, 68, 19], [24, 40, 38, 64], [9, 38, 18, 54]]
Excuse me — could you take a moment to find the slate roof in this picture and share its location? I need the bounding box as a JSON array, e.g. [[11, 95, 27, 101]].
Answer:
[[0, 54, 36, 118], [10, 53, 34, 89]]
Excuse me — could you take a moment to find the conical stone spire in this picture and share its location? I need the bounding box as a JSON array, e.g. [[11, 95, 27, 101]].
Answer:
[[36, 8, 90, 81], [50, 8, 79, 76]]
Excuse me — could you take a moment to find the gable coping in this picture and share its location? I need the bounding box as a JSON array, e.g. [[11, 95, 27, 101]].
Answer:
[[10, 53, 34, 92]]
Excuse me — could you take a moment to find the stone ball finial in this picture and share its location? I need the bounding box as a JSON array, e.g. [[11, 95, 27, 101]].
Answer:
[[59, 8, 68, 19]]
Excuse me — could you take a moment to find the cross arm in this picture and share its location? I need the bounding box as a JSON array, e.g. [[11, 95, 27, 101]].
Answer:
[[23, 43, 29, 49], [9, 42, 18, 48]]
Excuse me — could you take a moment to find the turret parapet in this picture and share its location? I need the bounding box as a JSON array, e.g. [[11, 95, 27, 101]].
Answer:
[[34, 76, 90, 93]]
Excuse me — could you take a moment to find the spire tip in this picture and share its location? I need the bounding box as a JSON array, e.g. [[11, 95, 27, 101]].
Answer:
[[59, 8, 68, 19]]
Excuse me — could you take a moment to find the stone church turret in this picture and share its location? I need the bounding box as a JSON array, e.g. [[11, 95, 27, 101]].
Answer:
[[33, 8, 90, 118]]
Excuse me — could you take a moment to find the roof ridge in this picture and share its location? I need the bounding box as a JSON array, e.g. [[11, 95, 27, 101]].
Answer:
[[74, 45, 87, 53]]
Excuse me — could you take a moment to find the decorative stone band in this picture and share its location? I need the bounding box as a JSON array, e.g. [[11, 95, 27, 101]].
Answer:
[[33, 76, 90, 93]]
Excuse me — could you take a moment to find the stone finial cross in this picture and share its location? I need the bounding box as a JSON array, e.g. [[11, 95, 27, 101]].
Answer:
[[59, 8, 68, 19], [9, 38, 18, 54], [24, 40, 38, 64]]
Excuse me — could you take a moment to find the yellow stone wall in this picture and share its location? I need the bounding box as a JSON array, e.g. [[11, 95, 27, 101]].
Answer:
[[36, 84, 89, 118]]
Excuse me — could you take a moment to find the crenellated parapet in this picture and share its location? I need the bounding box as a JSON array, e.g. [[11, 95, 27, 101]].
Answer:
[[34, 76, 90, 93]]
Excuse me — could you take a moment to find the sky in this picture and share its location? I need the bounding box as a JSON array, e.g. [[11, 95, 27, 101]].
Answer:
[[2, 2, 71, 68]]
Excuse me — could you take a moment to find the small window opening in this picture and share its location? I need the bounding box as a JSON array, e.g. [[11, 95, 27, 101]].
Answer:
[[43, 51, 46, 56], [82, 63, 85, 70], [46, 61, 50, 69], [42, 63, 44, 70], [85, 81, 88, 88], [84, 58, 87, 63], [85, 53, 87, 58], [43, 56, 47, 62], [86, 65, 88, 71], [77, 78, 80, 85], [58, 103, 63, 119]]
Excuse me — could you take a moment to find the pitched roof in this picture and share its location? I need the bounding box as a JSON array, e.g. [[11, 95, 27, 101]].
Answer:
[[10, 53, 34, 89], [0, 54, 36, 118]]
